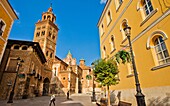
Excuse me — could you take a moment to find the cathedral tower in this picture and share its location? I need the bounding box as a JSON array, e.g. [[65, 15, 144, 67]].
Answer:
[[33, 5, 59, 68]]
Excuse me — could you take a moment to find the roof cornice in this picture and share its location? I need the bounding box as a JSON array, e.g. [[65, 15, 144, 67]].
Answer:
[[97, 0, 112, 27]]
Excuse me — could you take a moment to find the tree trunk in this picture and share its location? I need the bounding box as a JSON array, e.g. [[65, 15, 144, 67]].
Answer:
[[107, 85, 110, 106]]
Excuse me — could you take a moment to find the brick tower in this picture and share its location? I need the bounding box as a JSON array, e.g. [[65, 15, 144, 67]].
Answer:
[[33, 5, 59, 69]]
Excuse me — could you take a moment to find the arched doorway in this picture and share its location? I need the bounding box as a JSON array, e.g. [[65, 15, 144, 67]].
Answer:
[[43, 78, 50, 96]]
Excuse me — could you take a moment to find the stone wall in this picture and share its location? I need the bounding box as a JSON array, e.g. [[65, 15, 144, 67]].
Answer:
[[111, 86, 170, 106]]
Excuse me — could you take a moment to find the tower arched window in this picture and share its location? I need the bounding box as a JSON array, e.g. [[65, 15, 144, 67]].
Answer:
[[42, 31, 45, 36], [44, 15, 46, 20], [36, 32, 40, 37], [50, 53, 53, 58], [52, 35, 55, 40], [49, 32, 52, 37], [46, 51, 49, 56], [52, 18, 54, 22], [47, 15, 51, 20]]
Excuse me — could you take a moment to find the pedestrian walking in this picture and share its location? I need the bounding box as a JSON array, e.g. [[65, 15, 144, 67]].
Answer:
[[67, 91, 69, 100], [49, 94, 55, 106]]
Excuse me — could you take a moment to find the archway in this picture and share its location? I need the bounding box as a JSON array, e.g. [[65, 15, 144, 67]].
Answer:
[[43, 78, 50, 96]]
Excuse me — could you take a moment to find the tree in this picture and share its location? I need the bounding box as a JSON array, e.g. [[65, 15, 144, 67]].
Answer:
[[86, 75, 92, 80], [93, 59, 119, 106], [93, 50, 131, 106], [115, 50, 131, 64]]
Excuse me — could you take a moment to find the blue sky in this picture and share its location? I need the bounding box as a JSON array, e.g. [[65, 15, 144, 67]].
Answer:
[[8, 0, 107, 66]]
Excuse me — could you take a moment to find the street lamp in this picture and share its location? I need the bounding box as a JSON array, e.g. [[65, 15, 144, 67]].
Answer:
[[7, 57, 24, 103], [123, 23, 146, 106], [91, 62, 96, 102]]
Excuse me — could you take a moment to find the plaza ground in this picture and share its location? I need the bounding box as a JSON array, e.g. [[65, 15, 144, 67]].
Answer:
[[0, 94, 97, 106]]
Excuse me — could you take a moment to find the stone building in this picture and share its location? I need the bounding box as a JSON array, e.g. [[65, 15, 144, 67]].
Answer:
[[60, 51, 82, 93], [0, 0, 18, 81], [0, 39, 51, 99], [79, 59, 93, 94]]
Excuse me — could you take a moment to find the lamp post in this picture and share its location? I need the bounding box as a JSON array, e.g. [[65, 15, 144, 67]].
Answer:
[[123, 24, 146, 106], [7, 57, 24, 103], [91, 63, 96, 102]]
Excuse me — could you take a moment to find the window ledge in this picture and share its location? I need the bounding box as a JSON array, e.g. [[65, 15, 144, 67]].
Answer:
[[110, 48, 116, 54], [151, 63, 170, 71], [140, 9, 158, 26], [126, 74, 134, 78]]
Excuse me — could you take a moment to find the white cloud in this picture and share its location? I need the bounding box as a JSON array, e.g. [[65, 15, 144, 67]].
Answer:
[[14, 9, 20, 17], [100, 0, 107, 4]]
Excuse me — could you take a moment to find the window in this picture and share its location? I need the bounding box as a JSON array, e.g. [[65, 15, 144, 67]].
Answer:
[[0, 19, 6, 36], [110, 35, 115, 52], [37, 27, 41, 30], [42, 26, 46, 29], [154, 36, 170, 65], [14, 45, 20, 49], [100, 24, 104, 36], [50, 53, 53, 58], [107, 11, 112, 25], [49, 32, 52, 37], [47, 15, 51, 20], [44, 15, 46, 20], [22, 46, 27, 50], [119, 0, 123, 5], [115, 0, 123, 10], [52, 35, 55, 40], [120, 20, 128, 42], [42, 31, 45, 36], [46, 51, 49, 56], [103, 46, 106, 58], [36, 32, 40, 37], [142, 0, 153, 16]]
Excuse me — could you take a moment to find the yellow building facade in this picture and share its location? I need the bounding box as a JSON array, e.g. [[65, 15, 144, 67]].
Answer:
[[98, 0, 170, 105], [0, 0, 18, 64]]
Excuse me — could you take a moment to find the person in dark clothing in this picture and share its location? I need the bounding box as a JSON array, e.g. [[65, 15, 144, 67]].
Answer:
[[49, 94, 55, 106], [67, 91, 69, 100]]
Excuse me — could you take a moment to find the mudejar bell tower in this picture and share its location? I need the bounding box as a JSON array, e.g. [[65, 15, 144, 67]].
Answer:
[[33, 5, 59, 69]]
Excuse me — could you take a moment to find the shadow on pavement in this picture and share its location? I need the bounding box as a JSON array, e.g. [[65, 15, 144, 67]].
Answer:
[[60, 103, 84, 106]]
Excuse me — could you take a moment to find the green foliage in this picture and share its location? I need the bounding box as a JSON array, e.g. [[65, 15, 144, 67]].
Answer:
[[86, 74, 92, 80], [93, 59, 119, 87], [115, 50, 131, 64]]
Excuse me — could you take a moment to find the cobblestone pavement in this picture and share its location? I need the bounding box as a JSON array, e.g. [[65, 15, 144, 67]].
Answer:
[[0, 94, 96, 106]]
